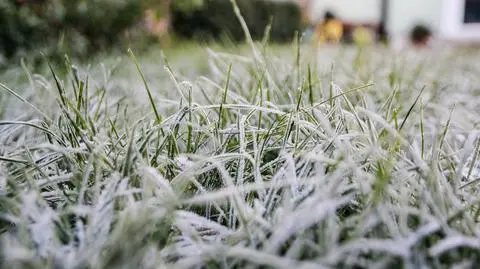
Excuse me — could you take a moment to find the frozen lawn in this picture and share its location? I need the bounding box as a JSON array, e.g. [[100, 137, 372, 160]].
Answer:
[[1, 43, 480, 268]]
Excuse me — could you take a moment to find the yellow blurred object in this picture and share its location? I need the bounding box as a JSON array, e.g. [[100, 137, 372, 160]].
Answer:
[[316, 19, 343, 44], [352, 26, 374, 47]]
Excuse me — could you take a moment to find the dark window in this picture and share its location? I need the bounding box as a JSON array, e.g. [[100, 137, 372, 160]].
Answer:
[[464, 0, 480, 23]]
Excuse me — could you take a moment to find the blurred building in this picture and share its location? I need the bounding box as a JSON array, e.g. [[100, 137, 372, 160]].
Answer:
[[301, 0, 480, 42]]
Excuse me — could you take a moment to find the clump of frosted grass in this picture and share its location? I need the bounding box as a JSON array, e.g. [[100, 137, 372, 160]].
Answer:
[[1, 36, 480, 269]]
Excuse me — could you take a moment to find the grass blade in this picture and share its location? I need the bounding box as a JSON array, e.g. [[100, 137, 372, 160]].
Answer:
[[399, 85, 426, 131], [128, 48, 161, 124]]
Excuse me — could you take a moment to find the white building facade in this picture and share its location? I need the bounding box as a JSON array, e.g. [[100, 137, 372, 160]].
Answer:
[[309, 0, 480, 41]]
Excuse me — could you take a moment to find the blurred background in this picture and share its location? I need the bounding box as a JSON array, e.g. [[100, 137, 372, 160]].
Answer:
[[1, 0, 479, 67]]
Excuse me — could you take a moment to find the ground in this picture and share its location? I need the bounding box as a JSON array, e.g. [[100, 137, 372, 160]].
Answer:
[[1, 42, 480, 269]]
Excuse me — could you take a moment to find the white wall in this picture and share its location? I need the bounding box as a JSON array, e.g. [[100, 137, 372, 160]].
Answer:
[[389, 0, 443, 36], [311, 0, 380, 24], [310, 0, 443, 37], [441, 0, 480, 41], [310, 0, 480, 41]]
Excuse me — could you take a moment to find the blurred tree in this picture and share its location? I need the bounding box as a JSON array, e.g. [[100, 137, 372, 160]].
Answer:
[[170, 0, 302, 43], [0, 0, 300, 64], [14, 0, 47, 5], [0, 0, 47, 58], [172, 0, 204, 14], [0, 0, 144, 62], [142, 0, 206, 47], [60, 0, 143, 48]]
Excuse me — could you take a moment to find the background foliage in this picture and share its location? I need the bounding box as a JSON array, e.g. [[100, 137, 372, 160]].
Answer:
[[0, 0, 303, 65], [0, 0, 143, 62], [171, 0, 303, 43]]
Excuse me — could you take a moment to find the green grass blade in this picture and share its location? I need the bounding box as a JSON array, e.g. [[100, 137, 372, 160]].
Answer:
[[399, 85, 426, 131], [128, 48, 161, 124]]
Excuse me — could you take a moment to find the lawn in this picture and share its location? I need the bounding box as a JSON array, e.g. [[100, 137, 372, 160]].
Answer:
[[1, 41, 480, 269]]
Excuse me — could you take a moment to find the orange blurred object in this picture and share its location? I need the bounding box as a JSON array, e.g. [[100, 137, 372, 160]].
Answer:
[[316, 17, 344, 44], [144, 9, 170, 47]]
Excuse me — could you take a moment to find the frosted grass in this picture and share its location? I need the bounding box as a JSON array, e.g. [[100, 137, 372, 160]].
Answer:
[[1, 39, 480, 268]]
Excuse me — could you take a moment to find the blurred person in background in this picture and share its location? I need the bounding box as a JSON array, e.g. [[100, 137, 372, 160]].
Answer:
[[410, 24, 432, 48], [297, 0, 312, 25], [298, 0, 316, 44], [144, 1, 171, 47], [316, 10, 344, 44]]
